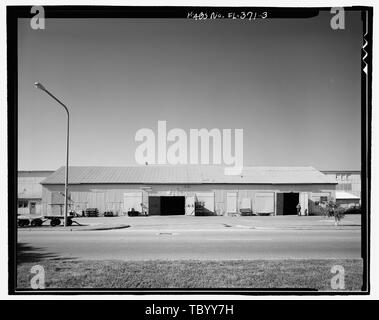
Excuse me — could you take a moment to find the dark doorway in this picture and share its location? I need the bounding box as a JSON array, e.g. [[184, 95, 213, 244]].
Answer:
[[148, 196, 160, 215], [283, 193, 299, 215], [149, 196, 185, 215], [160, 196, 185, 215]]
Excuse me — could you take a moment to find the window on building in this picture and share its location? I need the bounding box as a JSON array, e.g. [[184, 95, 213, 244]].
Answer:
[[320, 196, 328, 202], [18, 200, 28, 208]]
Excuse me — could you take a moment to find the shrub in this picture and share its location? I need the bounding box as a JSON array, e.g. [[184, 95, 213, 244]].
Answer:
[[320, 201, 346, 225]]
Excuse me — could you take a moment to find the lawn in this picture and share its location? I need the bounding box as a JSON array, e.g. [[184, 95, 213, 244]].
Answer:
[[17, 259, 363, 291]]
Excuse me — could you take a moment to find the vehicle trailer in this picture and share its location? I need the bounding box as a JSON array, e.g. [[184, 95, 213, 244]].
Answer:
[[43, 216, 74, 227], [17, 216, 75, 227]]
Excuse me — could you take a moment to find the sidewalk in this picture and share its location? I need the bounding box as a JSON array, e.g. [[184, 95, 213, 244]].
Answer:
[[128, 215, 361, 231], [18, 214, 361, 232]]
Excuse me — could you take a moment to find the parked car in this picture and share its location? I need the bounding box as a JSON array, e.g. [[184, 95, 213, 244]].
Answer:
[[85, 208, 99, 217], [127, 208, 140, 216], [239, 208, 255, 216], [344, 206, 362, 215], [103, 211, 114, 217]]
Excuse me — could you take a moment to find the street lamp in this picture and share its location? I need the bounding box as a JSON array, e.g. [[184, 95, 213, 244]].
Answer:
[[35, 82, 70, 227]]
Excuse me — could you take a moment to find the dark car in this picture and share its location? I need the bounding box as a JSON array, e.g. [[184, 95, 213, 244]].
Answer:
[[127, 208, 141, 216], [103, 211, 114, 217], [85, 208, 99, 217]]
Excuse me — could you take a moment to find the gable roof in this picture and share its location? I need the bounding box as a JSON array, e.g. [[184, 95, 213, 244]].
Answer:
[[41, 166, 336, 185]]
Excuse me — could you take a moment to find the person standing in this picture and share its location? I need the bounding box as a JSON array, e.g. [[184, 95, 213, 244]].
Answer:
[[296, 203, 301, 216]]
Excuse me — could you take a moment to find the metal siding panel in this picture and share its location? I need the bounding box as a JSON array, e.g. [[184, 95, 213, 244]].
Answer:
[[300, 192, 309, 215], [185, 196, 195, 215], [226, 192, 237, 213], [123, 192, 143, 212], [254, 192, 275, 214]]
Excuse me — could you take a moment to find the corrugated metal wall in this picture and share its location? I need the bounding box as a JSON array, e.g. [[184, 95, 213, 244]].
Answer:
[[42, 183, 336, 216]]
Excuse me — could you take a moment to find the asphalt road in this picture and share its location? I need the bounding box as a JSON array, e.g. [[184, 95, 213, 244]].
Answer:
[[18, 227, 361, 261]]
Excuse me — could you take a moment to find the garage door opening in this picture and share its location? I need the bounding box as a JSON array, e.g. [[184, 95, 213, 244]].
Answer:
[[283, 193, 299, 215], [148, 196, 185, 215]]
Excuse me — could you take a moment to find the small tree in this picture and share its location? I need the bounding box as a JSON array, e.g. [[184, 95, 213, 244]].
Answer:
[[321, 200, 345, 226]]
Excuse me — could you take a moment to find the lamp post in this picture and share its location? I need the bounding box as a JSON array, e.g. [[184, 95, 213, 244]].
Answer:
[[35, 82, 70, 227]]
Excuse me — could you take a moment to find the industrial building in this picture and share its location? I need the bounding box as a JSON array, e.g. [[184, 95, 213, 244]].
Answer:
[[321, 170, 361, 197], [40, 166, 337, 216], [17, 170, 54, 215], [322, 170, 361, 206], [335, 191, 361, 208]]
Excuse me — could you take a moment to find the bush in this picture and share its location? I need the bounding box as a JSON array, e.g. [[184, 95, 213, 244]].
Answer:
[[320, 201, 346, 225]]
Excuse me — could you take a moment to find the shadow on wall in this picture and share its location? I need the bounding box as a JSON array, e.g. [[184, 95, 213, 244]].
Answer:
[[195, 204, 217, 216]]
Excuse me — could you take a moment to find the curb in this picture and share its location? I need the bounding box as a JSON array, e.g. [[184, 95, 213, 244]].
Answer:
[[18, 224, 131, 232], [253, 226, 360, 231], [74, 224, 131, 231]]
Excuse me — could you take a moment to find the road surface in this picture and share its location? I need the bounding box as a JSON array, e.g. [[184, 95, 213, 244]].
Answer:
[[18, 227, 361, 261]]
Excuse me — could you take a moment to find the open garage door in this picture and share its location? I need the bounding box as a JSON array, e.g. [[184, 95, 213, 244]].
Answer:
[[283, 192, 299, 215], [160, 196, 185, 215], [276, 192, 300, 215], [148, 196, 185, 215]]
